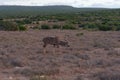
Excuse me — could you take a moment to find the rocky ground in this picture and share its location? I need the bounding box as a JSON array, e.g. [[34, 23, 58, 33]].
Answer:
[[0, 30, 120, 80]]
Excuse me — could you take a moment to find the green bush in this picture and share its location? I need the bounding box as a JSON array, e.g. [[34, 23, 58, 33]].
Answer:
[[115, 26, 120, 31], [23, 19, 32, 24], [82, 23, 98, 30], [41, 25, 51, 29], [87, 24, 98, 29], [18, 25, 27, 31], [15, 19, 32, 25], [0, 21, 19, 31], [62, 24, 76, 30], [52, 25, 61, 29], [98, 25, 112, 31], [0, 18, 3, 21]]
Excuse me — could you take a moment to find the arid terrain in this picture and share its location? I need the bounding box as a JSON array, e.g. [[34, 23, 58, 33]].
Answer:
[[0, 30, 120, 80]]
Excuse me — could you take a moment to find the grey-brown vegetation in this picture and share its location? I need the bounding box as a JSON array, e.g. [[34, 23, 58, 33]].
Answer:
[[0, 30, 120, 80]]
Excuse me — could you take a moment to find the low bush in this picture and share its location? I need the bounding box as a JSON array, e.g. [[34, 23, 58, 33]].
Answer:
[[93, 71, 120, 80], [52, 25, 61, 29], [30, 75, 47, 80], [14, 67, 33, 76], [9, 58, 23, 67], [18, 25, 27, 31], [41, 24, 51, 29], [0, 18, 3, 21], [116, 26, 120, 31], [107, 49, 120, 56], [74, 53, 90, 60], [0, 21, 19, 31], [62, 24, 76, 30], [98, 25, 112, 31]]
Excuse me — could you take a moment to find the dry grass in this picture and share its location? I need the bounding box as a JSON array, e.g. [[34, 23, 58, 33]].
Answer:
[[0, 30, 120, 80]]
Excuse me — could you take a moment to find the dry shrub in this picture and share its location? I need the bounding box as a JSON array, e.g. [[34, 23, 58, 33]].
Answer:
[[30, 75, 48, 80], [0, 52, 23, 68], [93, 38, 115, 49], [75, 76, 83, 80], [14, 67, 33, 76], [86, 59, 115, 68], [93, 71, 120, 80], [107, 49, 120, 56], [14, 67, 60, 77], [74, 53, 90, 60]]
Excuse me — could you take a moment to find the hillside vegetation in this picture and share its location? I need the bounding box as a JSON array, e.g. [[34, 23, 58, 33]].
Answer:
[[0, 6, 120, 31], [0, 6, 107, 18]]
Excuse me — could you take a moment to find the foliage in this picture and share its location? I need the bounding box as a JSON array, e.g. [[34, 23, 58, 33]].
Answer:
[[62, 24, 76, 30], [116, 26, 120, 31], [0, 21, 19, 31], [98, 25, 113, 31], [41, 24, 51, 29], [18, 25, 27, 31], [0, 6, 106, 18], [15, 19, 32, 25], [0, 6, 120, 31], [0, 18, 3, 20], [52, 25, 61, 29]]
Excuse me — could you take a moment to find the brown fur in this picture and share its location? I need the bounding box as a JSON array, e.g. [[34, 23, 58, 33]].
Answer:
[[42, 36, 69, 48]]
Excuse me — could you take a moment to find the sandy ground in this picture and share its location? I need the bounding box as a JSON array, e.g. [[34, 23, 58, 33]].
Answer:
[[0, 30, 120, 80]]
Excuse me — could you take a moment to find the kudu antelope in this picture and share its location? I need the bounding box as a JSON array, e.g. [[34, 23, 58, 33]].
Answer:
[[42, 36, 70, 53]]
